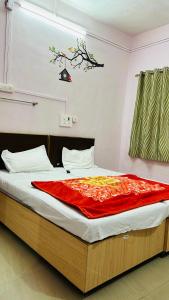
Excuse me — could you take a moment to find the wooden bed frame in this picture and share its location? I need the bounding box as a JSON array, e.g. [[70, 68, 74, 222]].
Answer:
[[0, 132, 168, 292]]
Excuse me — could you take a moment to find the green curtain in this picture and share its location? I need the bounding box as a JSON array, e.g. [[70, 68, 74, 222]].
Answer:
[[129, 67, 169, 162]]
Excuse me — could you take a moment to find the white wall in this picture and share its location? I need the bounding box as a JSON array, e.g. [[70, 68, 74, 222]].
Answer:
[[0, 0, 131, 170], [120, 24, 169, 182]]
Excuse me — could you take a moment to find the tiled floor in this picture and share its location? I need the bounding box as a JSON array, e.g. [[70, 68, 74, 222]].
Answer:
[[1, 223, 169, 300]]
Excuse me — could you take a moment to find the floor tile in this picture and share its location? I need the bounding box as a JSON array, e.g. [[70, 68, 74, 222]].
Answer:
[[143, 281, 169, 300]]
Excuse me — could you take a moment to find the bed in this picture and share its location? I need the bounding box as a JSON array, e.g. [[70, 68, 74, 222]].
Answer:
[[0, 132, 168, 292]]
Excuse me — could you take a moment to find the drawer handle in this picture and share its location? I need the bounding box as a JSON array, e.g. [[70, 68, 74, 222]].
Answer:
[[123, 234, 129, 240]]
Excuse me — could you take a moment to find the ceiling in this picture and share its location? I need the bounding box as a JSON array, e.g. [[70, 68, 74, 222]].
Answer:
[[61, 0, 169, 35]]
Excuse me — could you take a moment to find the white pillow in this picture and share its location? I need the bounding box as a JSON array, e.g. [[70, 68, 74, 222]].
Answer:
[[62, 146, 94, 170], [1, 145, 54, 173]]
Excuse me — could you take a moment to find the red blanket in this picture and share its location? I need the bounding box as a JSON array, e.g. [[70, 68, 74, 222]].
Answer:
[[32, 175, 169, 219]]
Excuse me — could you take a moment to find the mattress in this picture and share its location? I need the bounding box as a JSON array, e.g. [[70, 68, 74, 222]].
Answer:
[[0, 167, 168, 243]]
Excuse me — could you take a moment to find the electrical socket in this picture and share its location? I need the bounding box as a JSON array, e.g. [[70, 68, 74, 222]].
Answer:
[[60, 114, 73, 127]]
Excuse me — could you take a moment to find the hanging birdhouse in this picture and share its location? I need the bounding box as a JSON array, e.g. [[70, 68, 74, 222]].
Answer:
[[59, 68, 72, 82]]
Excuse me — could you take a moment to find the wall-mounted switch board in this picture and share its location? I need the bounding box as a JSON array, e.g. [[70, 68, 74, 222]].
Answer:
[[60, 114, 73, 127]]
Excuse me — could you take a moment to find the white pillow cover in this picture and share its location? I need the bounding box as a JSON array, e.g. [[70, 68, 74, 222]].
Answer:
[[1, 145, 54, 173], [62, 146, 94, 170]]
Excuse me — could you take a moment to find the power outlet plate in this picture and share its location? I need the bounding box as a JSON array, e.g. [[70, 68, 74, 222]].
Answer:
[[60, 114, 73, 127]]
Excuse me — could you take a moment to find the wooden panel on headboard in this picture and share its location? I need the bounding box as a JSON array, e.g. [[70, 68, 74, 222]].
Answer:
[[0, 133, 49, 169], [49, 136, 95, 167]]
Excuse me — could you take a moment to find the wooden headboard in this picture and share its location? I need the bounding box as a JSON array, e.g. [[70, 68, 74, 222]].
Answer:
[[0, 133, 95, 169]]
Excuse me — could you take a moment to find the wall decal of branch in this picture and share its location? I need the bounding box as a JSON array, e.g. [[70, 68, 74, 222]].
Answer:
[[49, 39, 104, 72]]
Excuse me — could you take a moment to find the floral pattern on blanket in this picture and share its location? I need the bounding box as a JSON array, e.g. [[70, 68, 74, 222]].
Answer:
[[61, 176, 165, 202]]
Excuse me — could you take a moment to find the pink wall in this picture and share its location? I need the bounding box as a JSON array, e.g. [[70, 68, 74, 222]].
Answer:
[[0, 2, 6, 83], [0, 1, 131, 170], [120, 24, 169, 182], [2, 2, 169, 178]]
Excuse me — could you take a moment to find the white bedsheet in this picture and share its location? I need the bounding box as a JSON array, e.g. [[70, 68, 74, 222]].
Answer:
[[162, 200, 169, 215], [0, 167, 168, 243]]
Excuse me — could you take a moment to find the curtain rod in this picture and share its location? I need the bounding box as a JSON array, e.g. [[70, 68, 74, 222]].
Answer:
[[135, 68, 169, 77], [0, 97, 38, 106]]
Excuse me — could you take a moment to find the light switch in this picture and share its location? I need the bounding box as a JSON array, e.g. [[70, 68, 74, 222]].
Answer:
[[72, 115, 78, 123]]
